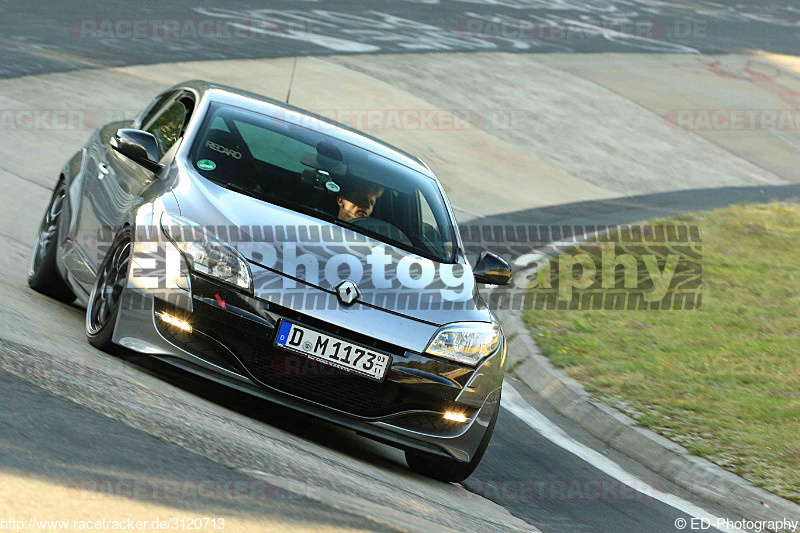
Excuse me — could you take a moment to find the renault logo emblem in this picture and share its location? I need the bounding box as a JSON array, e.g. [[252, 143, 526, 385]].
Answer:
[[335, 280, 361, 306]]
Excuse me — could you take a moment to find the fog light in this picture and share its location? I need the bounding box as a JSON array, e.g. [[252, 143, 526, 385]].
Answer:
[[159, 313, 192, 332], [444, 412, 468, 423]]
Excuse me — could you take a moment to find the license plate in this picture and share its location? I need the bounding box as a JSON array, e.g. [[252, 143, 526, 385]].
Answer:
[[273, 320, 392, 382]]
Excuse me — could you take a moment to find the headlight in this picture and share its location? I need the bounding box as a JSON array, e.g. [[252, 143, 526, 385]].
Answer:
[[424, 322, 502, 366], [160, 212, 252, 292]]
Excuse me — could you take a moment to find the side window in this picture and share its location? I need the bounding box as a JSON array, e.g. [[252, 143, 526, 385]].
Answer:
[[145, 100, 188, 159], [177, 94, 196, 136], [136, 91, 177, 129]]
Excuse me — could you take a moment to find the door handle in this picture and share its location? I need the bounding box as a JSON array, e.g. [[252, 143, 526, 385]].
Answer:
[[98, 163, 110, 180]]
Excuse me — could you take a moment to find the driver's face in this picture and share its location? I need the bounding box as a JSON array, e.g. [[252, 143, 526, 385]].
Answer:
[[337, 193, 379, 222]]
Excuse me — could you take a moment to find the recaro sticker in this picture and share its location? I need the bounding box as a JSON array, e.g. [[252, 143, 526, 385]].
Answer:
[[205, 140, 242, 159]]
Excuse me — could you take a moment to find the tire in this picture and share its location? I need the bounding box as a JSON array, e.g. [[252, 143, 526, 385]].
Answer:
[[86, 227, 131, 353], [405, 396, 500, 483], [28, 180, 76, 302]]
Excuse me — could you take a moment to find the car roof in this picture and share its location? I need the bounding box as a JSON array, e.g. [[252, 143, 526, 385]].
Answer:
[[172, 80, 435, 179]]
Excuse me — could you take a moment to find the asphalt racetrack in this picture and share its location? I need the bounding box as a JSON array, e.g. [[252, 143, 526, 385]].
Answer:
[[1, 1, 799, 531]]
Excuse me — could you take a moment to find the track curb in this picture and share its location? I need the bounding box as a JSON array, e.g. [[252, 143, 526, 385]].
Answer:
[[498, 308, 800, 527]]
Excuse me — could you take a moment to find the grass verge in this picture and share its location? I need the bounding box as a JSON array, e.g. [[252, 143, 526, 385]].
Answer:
[[522, 202, 800, 503]]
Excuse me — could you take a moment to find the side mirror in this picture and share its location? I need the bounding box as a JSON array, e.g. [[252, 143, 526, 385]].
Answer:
[[474, 251, 512, 285], [110, 129, 163, 173]]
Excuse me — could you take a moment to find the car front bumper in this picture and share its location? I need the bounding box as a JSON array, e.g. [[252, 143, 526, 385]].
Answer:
[[112, 274, 504, 463]]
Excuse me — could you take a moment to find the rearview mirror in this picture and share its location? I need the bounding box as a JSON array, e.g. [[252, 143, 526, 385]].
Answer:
[[110, 129, 163, 173], [473, 251, 512, 285], [300, 152, 347, 176]]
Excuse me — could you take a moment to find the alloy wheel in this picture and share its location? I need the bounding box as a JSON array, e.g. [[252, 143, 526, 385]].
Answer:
[[87, 234, 131, 335], [31, 188, 65, 274]]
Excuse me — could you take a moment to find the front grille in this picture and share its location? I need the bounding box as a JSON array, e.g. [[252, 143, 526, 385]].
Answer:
[[158, 278, 461, 418], [238, 346, 410, 416]]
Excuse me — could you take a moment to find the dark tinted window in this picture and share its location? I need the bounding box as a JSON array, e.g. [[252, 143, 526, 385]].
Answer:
[[190, 103, 457, 263], [146, 100, 187, 159], [137, 91, 177, 129]]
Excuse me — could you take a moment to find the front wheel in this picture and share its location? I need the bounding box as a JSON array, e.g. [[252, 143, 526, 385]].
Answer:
[[86, 228, 131, 353], [405, 397, 500, 483], [28, 180, 75, 302]]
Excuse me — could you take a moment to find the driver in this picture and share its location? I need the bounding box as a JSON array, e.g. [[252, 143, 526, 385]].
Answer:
[[336, 182, 384, 222]]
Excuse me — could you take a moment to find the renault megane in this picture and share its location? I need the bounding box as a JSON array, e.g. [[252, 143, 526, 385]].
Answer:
[[28, 81, 512, 482]]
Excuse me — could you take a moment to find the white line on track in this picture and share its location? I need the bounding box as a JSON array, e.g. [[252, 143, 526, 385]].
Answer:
[[227, 22, 381, 53], [769, 128, 800, 152], [501, 382, 746, 533], [450, 205, 485, 218]]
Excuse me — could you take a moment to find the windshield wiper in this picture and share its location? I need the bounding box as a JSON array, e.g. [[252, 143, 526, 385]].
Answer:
[[219, 181, 272, 202], [333, 219, 444, 262]]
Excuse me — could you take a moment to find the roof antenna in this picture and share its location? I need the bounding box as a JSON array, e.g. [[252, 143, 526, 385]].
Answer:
[[285, 56, 298, 104]]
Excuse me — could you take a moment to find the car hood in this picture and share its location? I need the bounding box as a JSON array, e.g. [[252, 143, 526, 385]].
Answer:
[[172, 170, 491, 329]]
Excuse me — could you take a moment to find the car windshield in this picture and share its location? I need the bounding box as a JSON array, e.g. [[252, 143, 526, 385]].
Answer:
[[190, 102, 458, 263]]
